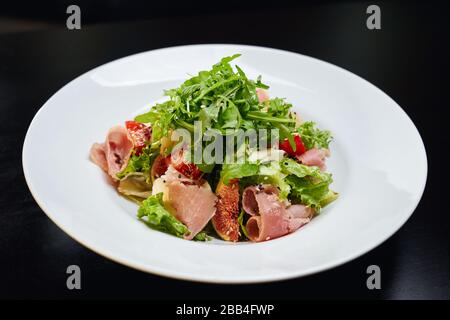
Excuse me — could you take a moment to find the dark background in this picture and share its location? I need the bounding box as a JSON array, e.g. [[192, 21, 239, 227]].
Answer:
[[0, 0, 449, 299]]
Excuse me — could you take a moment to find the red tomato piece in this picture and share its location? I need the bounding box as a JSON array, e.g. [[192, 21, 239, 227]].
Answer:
[[151, 154, 169, 179], [169, 148, 202, 180], [125, 121, 151, 155], [279, 134, 306, 157]]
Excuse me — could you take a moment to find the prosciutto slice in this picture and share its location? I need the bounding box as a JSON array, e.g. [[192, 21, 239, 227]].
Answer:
[[89, 125, 134, 180], [89, 143, 108, 172], [256, 88, 269, 103], [297, 148, 330, 171], [152, 166, 218, 240], [284, 204, 314, 231], [242, 185, 313, 242]]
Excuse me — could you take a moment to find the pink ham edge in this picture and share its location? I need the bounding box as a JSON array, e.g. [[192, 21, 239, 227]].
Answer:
[[243, 185, 288, 241], [89, 125, 134, 180], [284, 204, 314, 231], [297, 148, 330, 171], [256, 88, 269, 103], [242, 185, 313, 242], [89, 143, 108, 172]]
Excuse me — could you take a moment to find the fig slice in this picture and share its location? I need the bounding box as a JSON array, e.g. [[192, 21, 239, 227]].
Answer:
[[212, 179, 240, 242]]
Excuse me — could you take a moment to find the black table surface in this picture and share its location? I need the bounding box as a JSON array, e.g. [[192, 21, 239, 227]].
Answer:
[[1, 1, 449, 300]]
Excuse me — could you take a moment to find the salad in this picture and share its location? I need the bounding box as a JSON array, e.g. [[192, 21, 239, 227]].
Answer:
[[90, 54, 338, 242]]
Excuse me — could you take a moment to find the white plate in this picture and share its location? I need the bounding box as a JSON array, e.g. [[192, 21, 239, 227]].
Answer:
[[22, 44, 427, 283]]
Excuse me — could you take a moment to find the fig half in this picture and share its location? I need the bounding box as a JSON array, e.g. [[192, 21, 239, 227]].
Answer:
[[212, 179, 240, 242]]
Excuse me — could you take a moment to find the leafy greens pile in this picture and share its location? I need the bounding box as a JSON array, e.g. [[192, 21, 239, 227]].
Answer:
[[121, 54, 337, 240], [135, 54, 297, 143]]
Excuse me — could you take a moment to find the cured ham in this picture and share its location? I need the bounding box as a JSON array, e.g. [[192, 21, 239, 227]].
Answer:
[[166, 180, 217, 240], [256, 88, 269, 103], [242, 185, 313, 242], [297, 148, 330, 171], [284, 204, 314, 231], [89, 125, 134, 180], [89, 143, 108, 172], [152, 166, 218, 240]]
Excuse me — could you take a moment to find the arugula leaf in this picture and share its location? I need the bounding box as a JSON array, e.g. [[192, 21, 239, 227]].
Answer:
[[135, 101, 177, 142], [220, 97, 242, 129], [134, 109, 161, 124], [198, 103, 220, 128], [297, 121, 332, 150], [268, 98, 292, 118], [255, 75, 269, 89], [246, 111, 295, 124], [133, 54, 296, 151], [137, 193, 210, 241]]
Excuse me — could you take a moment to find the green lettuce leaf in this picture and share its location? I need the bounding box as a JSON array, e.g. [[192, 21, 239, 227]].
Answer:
[[137, 193, 209, 241], [280, 158, 326, 178], [116, 146, 155, 180], [281, 159, 337, 210], [319, 190, 339, 207], [220, 163, 259, 185], [286, 175, 332, 210], [240, 161, 291, 200]]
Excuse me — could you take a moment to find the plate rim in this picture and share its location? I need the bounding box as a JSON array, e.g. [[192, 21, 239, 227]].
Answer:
[[22, 44, 428, 283]]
